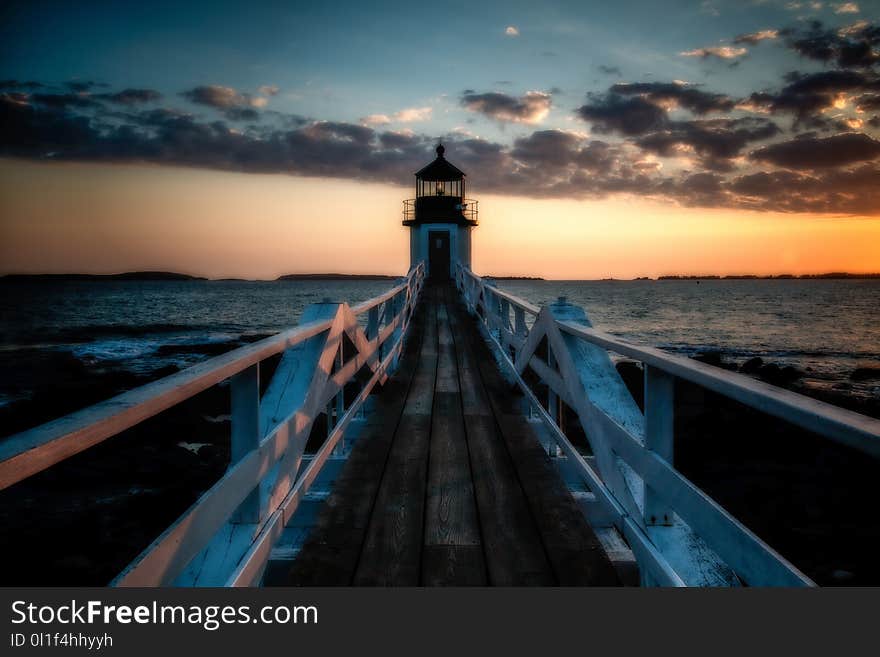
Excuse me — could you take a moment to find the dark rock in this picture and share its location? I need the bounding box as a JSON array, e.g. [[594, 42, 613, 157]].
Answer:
[[851, 367, 880, 382], [740, 357, 764, 374], [694, 351, 724, 367], [693, 351, 738, 371], [758, 363, 803, 386]]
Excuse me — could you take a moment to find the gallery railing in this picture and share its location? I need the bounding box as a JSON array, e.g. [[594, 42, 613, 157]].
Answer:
[[455, 262, 880, 587], [0, 263, 425, 586]]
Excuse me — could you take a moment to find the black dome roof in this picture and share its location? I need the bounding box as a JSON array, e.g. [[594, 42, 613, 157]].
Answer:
[[415, 143, 465, 181]]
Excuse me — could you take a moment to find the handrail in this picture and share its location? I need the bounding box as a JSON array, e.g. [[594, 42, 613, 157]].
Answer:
[[0, 262, 426, 586], [455, 262, 880, 587], [458, 266, 880, 458], [557, 322, 880, 458], [0, 272, 419, 491]]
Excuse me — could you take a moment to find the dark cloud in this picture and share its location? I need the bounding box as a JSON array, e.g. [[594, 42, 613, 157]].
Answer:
[[726, 165, 880, 213], [460, 90, 552, 124], [29, 93, 101, 109], [3, 73, 880, 215], [97, 88, 162, 105], [181, 85, 267, 110], [511, 130, 583, 168], [854, 93, 880, 111], [608, 82, 735, 114], [636, 117, 780, 171], [577, 94, 668, 135], [577, 81, 737, 137], [0, 80, 44, 90], [746, 69, 880, 125], [750, 133, 880, 169], [783, 20, 880, 69]]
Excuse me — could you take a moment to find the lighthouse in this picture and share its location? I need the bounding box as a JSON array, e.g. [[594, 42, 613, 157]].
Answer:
[[403, 143, 478, 280]]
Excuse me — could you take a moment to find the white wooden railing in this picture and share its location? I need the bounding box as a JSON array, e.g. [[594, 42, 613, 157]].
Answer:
[[455, 262, 880, 587], [0, 263, 425, 586]]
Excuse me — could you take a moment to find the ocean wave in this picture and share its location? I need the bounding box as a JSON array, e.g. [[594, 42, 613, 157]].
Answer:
[[69, 333, 240, 373]]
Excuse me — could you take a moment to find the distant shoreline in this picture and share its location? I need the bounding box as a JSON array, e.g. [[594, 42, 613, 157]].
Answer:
[[1, 271, 878, 282], [0, 271, 400, 282]]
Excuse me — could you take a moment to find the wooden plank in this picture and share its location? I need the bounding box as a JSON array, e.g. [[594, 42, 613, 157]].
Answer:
[[460, 414, 556, 585], [421, 546, 487, 586], [424, 392, 482, 548], [276, 299, 427, 586], [352, 301, 438, 586], [422, 292, 485, 585], [459, 298, 620, 586], [449, 301, 556, 586]]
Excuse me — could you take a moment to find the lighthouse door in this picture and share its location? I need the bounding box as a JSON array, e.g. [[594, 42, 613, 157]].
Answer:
[[428, 230, 451, 281]]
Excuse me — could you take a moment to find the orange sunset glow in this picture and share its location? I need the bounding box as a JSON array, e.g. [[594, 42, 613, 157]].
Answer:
[[2, 159, 878, 280]]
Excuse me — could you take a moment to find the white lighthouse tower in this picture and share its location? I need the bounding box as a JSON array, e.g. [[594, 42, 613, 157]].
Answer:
[[403, 143, 478, 280]]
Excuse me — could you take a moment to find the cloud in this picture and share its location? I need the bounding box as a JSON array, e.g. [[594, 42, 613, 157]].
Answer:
[[505, 26, 519, 37], [258, 85, 279, 97], [636, 117, 781, 171], [28, 93, 101, 109], [608, 81, 735, 114], [0, 80, 44, 91], [3, 73, 880, 215], [576, 94, 669, 135], [750, 132, 880, 168], [460, 90, 552, 124], [181, 85, 268, 109], [361, 114, 391, 126], [746, 69, 880, 125], [834, 2, 860, 14], [97, 88, 162, 105], [680, 46, 748, 60], [783, 19, 879, 68], [510, 130, 586, 168], [360, 107, 432, 126], [393, 107, 432, 122], [598, 65, 622, 76], [733, 29, 779, 45]]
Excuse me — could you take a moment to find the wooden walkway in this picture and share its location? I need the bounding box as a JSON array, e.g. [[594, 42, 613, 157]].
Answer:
[[267, 283, 620, 586]]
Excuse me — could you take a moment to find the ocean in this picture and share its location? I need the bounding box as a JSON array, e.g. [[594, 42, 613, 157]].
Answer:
[[0, 278, 878, 415]]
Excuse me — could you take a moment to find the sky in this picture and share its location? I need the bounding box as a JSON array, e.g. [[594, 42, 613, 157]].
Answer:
[[1, 0, 880, 278]]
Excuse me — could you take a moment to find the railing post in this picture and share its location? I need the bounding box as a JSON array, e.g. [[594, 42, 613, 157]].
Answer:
[[367, 305, 379, 342], [644, 364, 675, 526], [334, 345, 345, 454], [230, 363, 263, 524], [547, 343, 562, 434], [514, 307, 527, 338]]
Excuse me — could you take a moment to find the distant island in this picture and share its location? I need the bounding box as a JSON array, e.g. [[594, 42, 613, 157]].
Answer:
[[484, 276, 545, 280], [276, 273, 398, 281], [0, 271, 207, 281], [657, 273, 880, 280], [0, 271, 399, 282]]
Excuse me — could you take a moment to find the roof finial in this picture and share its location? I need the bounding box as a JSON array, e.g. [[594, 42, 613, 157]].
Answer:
[[436, 142, 445, 158]]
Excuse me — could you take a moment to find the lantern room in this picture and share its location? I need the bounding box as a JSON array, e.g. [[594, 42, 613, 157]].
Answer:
[[403, 143, 478, 280]]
